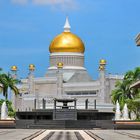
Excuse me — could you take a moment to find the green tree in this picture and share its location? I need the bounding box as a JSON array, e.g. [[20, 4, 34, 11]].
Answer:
[[111, 67, 140, 119], [127, 99, 140, 120], [111, 81, 129, 109], [0, 73, 19, 100], [0, 72, 19, 118]]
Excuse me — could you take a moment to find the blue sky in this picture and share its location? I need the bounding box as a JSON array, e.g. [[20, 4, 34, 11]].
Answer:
[[0, 0, 140, 80]]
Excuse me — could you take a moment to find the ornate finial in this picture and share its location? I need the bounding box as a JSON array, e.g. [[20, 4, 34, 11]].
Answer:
[[11, 65, 18, 71], [29, 64, 35, 71], [57, 62, 63, 69], [64, 17, 71, 32], [100, 59, 106, 65], [99, 59, 106, 71], [11, 66, 18, 79]]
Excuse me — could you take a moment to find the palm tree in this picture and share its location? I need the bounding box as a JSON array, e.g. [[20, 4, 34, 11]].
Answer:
[[124, 67, 140, 98], [132, 67, 140, 81], [0, 73, 4, 94], [0, 72, 19, 118], [112, 67, 140, 101], [0, 73, 19, 100], [111, 67, 140, 119], [111, 81, 130, 109], [0, 68, 3, 92]]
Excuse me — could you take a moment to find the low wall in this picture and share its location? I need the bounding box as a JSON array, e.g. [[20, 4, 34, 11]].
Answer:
[[16, 120, 34, 129], [15, 120, 114, 129], [114, 121, 140, 130], [0, 120, 16, 128]]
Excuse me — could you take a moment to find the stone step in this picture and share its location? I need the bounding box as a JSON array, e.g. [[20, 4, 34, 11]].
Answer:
[[31, 120, 97, 129]]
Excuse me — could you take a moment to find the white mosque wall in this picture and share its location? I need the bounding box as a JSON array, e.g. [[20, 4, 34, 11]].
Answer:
[[105, 75, 123, 103], [13, 73, 123, 112], [49, 52, 84, 69], [34, 83, 57, 97]]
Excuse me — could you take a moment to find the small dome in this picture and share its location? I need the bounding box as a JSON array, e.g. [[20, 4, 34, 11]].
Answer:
[[100, 59, 106, 65], [29, 64, 35, 71], [57, 62, 63, 68], [49, 32, 85, 53], [11, 66, 17, 71]]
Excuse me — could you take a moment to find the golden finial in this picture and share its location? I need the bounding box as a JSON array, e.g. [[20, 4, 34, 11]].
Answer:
[[29, 64, 35, 71], [57, 62, 63, 68], [100, 59, 106, 65], [99, 59, 106, 71], [99, 65, 105, 71], [11, 65, 17, 71]]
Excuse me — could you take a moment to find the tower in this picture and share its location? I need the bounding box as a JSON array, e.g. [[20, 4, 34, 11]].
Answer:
[[28, 64, 35, 95], [99, 59, 106, 103], [11, 65, 18, 79], [57, 62, 63, 97]]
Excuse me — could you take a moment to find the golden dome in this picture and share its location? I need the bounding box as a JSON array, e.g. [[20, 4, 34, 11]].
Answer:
[[29, 64, 35, 71], [100, 59, 106, 65], [11, 66, 17, 71], [49, 32, 85, 53], [57, 62, 63, 68]]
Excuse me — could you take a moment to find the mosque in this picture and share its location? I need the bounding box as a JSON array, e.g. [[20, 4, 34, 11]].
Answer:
[[11, 17, 123, 115]]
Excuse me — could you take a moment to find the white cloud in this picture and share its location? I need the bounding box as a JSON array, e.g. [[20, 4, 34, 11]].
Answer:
[[11, 0, 28, 5], [11, 0, 78, 10], [33, 0, 77, 10], [0, 47, 47, 56], [33, 0, 74, 5]]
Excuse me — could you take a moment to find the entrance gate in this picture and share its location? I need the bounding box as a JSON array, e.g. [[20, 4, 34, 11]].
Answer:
[[53, 99, 77, 120]]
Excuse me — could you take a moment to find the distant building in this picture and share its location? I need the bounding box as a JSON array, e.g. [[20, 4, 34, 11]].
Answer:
[[136, 33, 140, 46], [130, 33, 140, 89], [11, 17, 123, 112]]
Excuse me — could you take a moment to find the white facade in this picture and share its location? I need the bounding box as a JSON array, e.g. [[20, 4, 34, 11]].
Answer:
[[12, 18, 123, 113], [13, 70, 123, 112]]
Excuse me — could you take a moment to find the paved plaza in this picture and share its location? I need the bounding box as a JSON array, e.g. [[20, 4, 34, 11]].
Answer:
[[0, 129, 140, 140]]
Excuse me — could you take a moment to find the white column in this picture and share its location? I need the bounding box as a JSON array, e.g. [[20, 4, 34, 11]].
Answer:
[[99, 70, 106, 103], [28, 72, 34, 95], [57, 67, 63, 97]]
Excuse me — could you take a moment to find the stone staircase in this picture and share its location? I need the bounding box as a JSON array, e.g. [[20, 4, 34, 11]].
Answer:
[[29, 120, 97, 129], [16, 119, 113, 129], [53, 109, 77, 120]]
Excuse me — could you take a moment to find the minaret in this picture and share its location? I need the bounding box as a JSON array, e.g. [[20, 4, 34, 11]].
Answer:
[[99, 59, 106, 103], [11, 65, 18, 79], [27, 64, 36, 110], [64, 17, 71, 32], [28, 64, 35, 95], [57, 62, 63, 98], [10, 66, 18, 110]]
